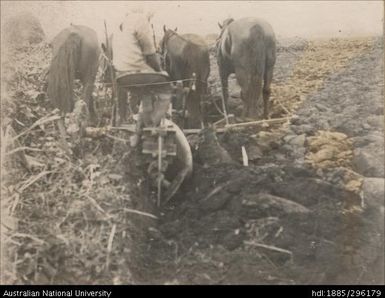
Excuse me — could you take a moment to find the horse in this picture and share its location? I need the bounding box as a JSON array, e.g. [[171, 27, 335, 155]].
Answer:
[[216, 17, 276, 119], [47, 25, 100, 125], [160, 26, 210, 128]]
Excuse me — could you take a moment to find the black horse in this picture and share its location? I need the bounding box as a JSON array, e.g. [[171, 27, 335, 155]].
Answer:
[[160, 26, 210, 128], [217, 18, 276, 119]]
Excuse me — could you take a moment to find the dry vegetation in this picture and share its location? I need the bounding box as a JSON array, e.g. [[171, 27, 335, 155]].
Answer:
[[1, 42, 144, 284]]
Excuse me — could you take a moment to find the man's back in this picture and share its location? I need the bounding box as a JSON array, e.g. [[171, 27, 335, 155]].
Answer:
[[112, 12, 156, 73]]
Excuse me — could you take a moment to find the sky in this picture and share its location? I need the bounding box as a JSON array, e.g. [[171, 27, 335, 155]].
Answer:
[[1, 1, 383, 43]]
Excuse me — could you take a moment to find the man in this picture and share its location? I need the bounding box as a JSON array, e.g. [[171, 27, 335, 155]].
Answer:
[[113, 9, 162, 76], [112, 9, 171, 146]]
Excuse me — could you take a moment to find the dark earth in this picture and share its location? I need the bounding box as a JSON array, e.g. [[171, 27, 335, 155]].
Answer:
[[116, 37, 384, 284]]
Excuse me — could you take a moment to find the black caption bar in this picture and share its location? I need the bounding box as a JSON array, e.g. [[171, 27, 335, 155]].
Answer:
[[0, 285, 384, 298]]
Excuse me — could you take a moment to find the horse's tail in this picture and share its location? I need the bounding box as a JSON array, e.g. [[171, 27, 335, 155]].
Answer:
[[47, 32, 81, 114]]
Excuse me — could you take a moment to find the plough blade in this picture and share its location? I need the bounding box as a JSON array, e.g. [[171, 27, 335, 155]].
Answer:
[[162, 118, 193, 203]]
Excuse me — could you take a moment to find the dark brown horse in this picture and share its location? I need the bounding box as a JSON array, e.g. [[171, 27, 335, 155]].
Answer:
[[160, 26, 210, 128], [47, 25, 100, 124], [217, 18, 276, 119]]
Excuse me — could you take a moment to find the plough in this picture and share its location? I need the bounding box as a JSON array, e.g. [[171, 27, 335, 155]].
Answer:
[[104, 72, 195, 207], [142, 119, 177, 207]]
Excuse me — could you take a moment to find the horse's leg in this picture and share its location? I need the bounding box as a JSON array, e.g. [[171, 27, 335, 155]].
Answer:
[[251, 46, 266, 119], [185, 87, 200, 128], [262, 67, 273, 119], [80, 41, 100, 126], [263, 40, 276, 119], [234, 66, 250, 119], [199, 81, 208, 128], [83, 81, 97, 125], [253, 75, 263, 119], [181, 83, 188, 129], [188, 71, 206, 129], [173, 65, 193, 128], [81, 53, 99, 125], [263, 49, 275, 120], [239, 90, 248, 119], [199, 64, 210, 128], [219, 71, 230, 115]]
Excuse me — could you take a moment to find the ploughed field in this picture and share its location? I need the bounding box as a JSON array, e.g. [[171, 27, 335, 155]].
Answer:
[[1, 36, 383, 284]]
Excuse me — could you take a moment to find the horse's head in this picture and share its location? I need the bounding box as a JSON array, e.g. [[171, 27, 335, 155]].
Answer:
[[159, 25, 178, 55], [100, 34, 114, 84]]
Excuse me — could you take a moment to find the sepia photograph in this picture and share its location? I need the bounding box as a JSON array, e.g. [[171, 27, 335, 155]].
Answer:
[[0, 0, 384, 285]]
